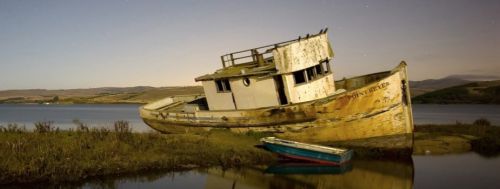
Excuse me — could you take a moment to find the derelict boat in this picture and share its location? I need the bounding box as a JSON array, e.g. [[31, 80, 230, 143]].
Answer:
[[139, 29, 414, 153]]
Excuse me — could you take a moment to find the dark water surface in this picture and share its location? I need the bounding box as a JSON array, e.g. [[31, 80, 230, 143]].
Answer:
[[1, 104, 499, 132], [6, 153, 498, 189], [412, 104, 500, 125], [82, 153, 496, 189]]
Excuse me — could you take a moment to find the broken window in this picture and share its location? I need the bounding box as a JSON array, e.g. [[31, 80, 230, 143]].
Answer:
[[293, 70, 306, 84], [223, 79, 231, 91], [306, 67, 315, 81], [322, 60, 331, 73], [215, 79, 231, 92], [315, 64, 323, 75], [215, 80, 224, 91], [293, 60, 331, 85]]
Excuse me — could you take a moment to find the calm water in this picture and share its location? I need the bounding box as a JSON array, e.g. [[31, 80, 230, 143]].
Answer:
[[412, 104, 500, 125], [0, 104, 151, 132], [1, 104, 499, 188], [1, 104, 499, 132], [77, 153, 498, 189], [5, 153, 498, 189]]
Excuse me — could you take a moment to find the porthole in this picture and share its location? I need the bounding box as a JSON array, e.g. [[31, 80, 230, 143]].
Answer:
[[243, 77, 251, 86]]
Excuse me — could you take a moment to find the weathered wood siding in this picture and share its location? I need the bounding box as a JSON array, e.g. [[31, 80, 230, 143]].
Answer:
[[201, 80, 235, 110], [273, 33, 333, 73], [230, 77, 280, 109], [283, 73, 336, 103]]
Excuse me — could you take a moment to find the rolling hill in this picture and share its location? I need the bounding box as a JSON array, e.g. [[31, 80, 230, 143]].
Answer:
[[0, 86, 204, 104], [409, 77, 472, 97], [1, 75, 496, 104], [412, 80, 500, 104]]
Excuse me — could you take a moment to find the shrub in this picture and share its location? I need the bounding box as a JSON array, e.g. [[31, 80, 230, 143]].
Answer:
[[34, 121, 55, 133], [114, 120, 132, 133], [473, 118, 491, 126], [89, 127, 111, 140], [73, 119, 89, 132], [114, 120, 132, 140], [0, 123, 26, 133]]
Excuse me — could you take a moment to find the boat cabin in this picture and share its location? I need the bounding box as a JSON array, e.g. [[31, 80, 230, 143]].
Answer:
[[195, 29, 335, 110]]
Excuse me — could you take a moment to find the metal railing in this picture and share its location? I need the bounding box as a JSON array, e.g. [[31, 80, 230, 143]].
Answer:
[[219, 28, 328, 68]]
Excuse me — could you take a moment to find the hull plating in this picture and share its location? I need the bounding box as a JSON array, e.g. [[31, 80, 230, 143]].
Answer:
[[140, 63, 414, 151]]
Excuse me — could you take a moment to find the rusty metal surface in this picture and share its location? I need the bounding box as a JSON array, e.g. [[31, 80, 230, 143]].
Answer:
[[273, 33, 333, 74], [139, 63, 414, 150], [203, 159, 413, 189]]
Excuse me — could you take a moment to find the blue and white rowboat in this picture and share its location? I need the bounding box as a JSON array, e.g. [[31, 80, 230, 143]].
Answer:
[[261, 137, 353, 165]]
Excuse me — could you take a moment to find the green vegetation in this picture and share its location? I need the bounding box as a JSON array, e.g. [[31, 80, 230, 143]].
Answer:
[[412, 80, 500, 104], [409, 77, 471, 97], [0, 121, 274, 184], [1, 119, 499, 185], [415, 118, 500, 157]]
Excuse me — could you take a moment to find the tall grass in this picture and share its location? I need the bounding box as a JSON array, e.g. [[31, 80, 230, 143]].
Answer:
[[33, 121, 55, 133], [0, 121, 274, 184], [0, 123, 26, 133]]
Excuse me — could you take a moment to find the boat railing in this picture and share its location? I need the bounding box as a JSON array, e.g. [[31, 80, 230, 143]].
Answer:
[[220, 28, 328, 68]]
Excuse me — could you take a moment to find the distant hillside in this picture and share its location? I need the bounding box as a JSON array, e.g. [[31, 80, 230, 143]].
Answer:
[[1, 74, 496, 104], [409, 77, 472, 97], [412, 80, 500, 104], [0, 86, 204, 104], [445, 74, 500, 81]]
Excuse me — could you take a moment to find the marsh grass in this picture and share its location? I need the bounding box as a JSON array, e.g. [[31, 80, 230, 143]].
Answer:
[[2, 118, 499, 184], [0, 121, 274, 184], [415, 118, 500, 157], [33, 121, 55, 133], [0, 123, 26, 133]]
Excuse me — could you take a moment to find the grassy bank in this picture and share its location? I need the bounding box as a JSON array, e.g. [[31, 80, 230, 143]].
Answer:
[[1, 120, 499, 185], [0, 122, 274, 184]]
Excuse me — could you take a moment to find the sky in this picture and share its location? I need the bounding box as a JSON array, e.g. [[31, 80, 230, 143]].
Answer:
[[0, 0, 498, 90]]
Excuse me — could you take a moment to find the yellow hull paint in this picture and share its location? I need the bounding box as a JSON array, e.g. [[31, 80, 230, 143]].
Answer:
[[140, 62, 414, 151]]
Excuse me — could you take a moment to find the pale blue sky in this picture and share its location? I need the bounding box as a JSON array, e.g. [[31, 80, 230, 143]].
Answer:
[[0, 0, 499, 90]]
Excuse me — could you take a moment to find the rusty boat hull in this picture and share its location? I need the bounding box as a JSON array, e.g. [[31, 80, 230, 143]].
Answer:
[[139, 62, 414, 152]]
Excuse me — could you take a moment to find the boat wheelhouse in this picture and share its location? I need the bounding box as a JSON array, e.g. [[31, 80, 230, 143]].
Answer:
[[195, 30, 335, 111]]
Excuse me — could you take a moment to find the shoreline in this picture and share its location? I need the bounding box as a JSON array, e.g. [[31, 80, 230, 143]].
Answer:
[[1, 121, 499, 185], [0, 125, 275, 185]]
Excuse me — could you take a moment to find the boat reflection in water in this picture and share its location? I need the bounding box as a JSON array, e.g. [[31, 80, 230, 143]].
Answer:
[[264, 161, 353, 175], [203, 159, 414, 189], [26, 159, 413, 189]]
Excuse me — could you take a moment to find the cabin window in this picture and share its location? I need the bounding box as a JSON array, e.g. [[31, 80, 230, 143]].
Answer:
[[306, 67, 315, 81], [215, 79, 231, 92], [293, 60, 332, 86], [293, 70, 306, 84], [315, 64, 323, 75], [321, 60, 331, 73], [216, 80, 224, 91], [243, 77, 251, 86], [223, 79, 231, 91]]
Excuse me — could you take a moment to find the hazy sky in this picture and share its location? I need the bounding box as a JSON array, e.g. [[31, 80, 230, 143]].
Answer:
[[0, 0, 499, 90]]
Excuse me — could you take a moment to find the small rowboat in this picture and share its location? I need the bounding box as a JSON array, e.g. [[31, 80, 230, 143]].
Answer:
[[261, 137, 353, 165]]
